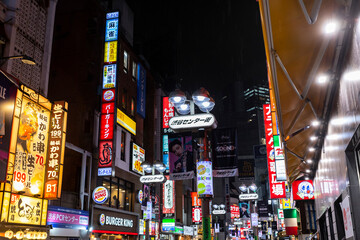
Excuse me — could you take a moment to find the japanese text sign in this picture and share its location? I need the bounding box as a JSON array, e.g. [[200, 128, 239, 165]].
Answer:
[[163, 97, 174, 129], [47, 206, 89, 229], [132, 143, 145, 175], [263, 104, 285, 199], [162, 176, 175, 214]]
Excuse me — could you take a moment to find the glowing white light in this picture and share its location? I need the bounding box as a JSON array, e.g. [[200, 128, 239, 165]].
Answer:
[[330, 116, 355, 126], [173, 97, 182, 103], [305, 177, 309, 180], [324, 21, 338, 34], [317, 75, 328, 84], [309, 147, 315, 152], [180, 104, 189, 110], [306, 159, 313, 164], [13, 181, 25, 192], [197, 96, 205, 101], [310, 136, 317, 141], [202, 101, 210, 108], [305, 169, 311, 173], [343, 70, 360, 81], [312, 120, 320, 127], [30, 184, 40, 195]]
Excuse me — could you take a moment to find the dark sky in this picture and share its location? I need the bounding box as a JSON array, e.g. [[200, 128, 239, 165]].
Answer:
[[129, 0, 267, 98]]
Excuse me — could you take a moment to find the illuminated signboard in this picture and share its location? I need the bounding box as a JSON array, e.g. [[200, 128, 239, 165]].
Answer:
[[162, 176, 175, 214], [263, 104, 286, 199], [132, 143, 145, 175], [292, 180, 315, 200], [137, 64, 146, 118], [104, 41, 117, 64], [273, 135, 286, 181], [106, 11, 119, 19], [98, 100, 115, 169], [191, 192, 201, 207], [162, 97, 174, 131], [162, 135, 169, 171], [103, 64, 117, 89], [191, 192, 202, 224], [169, 113, 215, 130], [197, 161, 213, 196], [47, 206, 89, 229], [5, 86, 54, 198], [230, 205, 240, 219], [162, 218, 175, 232], [117, 108, 136, 135], [6, 194, 48, 226], [44, 101, 68, 199], [105, 19, 118, 42]]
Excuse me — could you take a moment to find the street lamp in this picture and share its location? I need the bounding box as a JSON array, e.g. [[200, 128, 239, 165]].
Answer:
[[0, 55, 36, 65], [168, 87, 216, 114], [141, 161, 166, 175]]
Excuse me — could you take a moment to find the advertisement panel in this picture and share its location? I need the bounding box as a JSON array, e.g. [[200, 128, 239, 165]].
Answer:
[[212, 128, 237, 169], [117, 108, 136, 135], [105, 19, 118, 42], [11, 96, 51, 197], [230, 205, 240, 219], [162, 176, 175, 214], [162, 97, 174, 132], [162, 218, 175, 232], [197, 161, 213, 196], [7, 194, 46, 225], [136, 64, 146, 118], [102, 64, 116, 89], [169, 136, 194, 180], [191, 192, 201, 207], [132, 143, 145, 175], [44, 101, 67, 199], [292, 180, 315, 200], [238, 158, 255, 179], [0, 73, 17, 182], [104, 41, 117, 63], [192, 207, 202, 224], [162, 135, 169, 171], [47, 206, 89, 229], [263, 104, 286, 199]]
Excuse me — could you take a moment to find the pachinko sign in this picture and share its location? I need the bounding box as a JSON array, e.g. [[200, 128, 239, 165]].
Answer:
[[292, 180, 315, 200], [263, 104, 286, 199], [98, 12, 119, 176]]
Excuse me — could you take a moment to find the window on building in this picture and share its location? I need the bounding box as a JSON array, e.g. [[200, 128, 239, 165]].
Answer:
[[132, 61, 137, 81], [131, 97, 135, 117], [101, 177, 134, 211], [122, 89, 127, 110], [123, 50, 128, 73], [121, 131, 126, 161]]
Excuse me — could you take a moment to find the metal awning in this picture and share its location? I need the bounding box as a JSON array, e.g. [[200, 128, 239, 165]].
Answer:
[[258, 0, 354, 181]]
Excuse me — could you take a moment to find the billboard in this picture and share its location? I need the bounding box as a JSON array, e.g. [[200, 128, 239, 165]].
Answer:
[[0, 72, 18, 182], [162, 97, 174, 133], [292, 180, 315, 200], [132, 143, 145, 175], [191, 192, 202, 223], [263, 104, 286, 199], [196, 161, 213, 196], [212, 128, 237, 169], [230, 205, 240, 219], [117, 108, 136, 135], [169, 136, 194, 180], [105, 19, 118, 42], [162, 135, 169, 171], [47, 206, 89, 229], [136, 64, 146, 118]]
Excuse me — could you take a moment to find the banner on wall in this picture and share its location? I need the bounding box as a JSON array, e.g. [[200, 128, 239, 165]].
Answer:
[[196, 161, 213, 196], [168, 136, 194, 180], [341, 195, 354, 239], [131, 143, 145, 175], [162, 176, 175, 216]]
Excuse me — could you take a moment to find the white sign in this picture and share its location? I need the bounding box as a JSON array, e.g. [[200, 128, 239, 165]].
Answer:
[[184, 226, 194, 236], [170, 171, 194, 180], [214, 223, 220, 233], [213, 169, 238, 177], [140, 175, 166, 183], [132, 143, 145, 175], [98, 167, 112, 176], [251, 213, 259, 227], [239, 193, 258, 200], [275, 159, 287, 181], [197, 161, 213, 196], [341, 196, 354, 239], [145, 201, 152, 220], [212, 209, 226, 215], [169, 113, 216, 130]]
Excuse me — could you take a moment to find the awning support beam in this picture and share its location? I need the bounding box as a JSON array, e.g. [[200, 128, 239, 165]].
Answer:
[[298, 0, 323, 24]]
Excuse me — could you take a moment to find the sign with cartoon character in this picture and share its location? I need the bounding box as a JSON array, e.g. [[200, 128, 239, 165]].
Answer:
[[292, 180, 315, 200]]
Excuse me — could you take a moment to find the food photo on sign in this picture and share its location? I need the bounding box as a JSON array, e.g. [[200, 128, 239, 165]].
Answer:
[[168, 136, 194, 177]]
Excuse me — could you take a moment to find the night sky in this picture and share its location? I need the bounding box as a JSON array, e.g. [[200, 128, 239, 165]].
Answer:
[[129, 0, 267, 99]]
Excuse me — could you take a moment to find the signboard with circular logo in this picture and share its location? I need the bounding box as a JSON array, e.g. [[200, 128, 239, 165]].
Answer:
[[92, 186, 109, 204], [99, 213, 106, 226], [137, 190, 143, 204], [103, 89, 115, 102]]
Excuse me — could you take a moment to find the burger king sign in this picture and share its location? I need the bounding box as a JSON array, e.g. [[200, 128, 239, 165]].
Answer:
[[93, 186, 109, 204]]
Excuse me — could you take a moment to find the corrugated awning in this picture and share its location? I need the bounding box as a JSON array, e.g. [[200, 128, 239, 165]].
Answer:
[[258, 0, 353, 181]]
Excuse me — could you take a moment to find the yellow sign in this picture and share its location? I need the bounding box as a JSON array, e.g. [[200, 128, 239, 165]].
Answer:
[[9, 94, 51, 198], [104, 41, 118, 63], [7, 194, 47, 225], [117, 108, 136, 135], [281, 198, 291, 209]]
